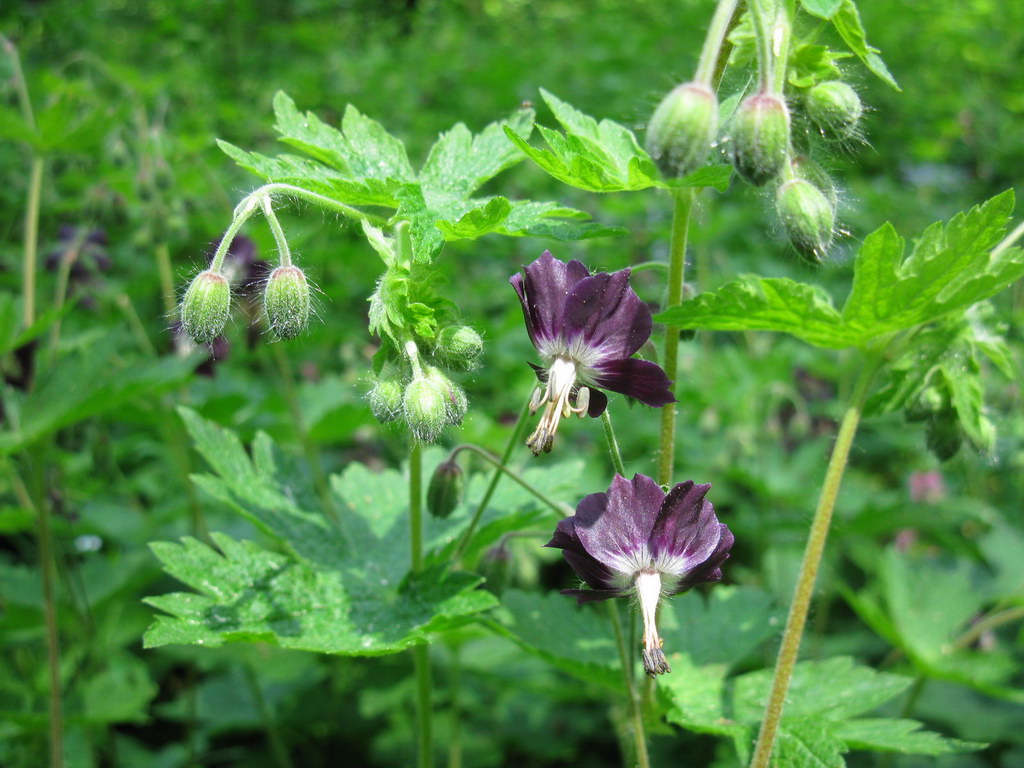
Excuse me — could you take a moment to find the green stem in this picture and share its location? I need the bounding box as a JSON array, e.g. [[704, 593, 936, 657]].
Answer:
[[262, 197, 293, 267], [451, 399, 531, 564], [155, 242, 176, 318], [22, 156, 44, 330], [600, 411, 627, 477], [447, 443, 568, 517], [748, 0, 774, 92], [769, 2, 793, 95], [269, 343, 337, 522], [244, 665, 295, 768], [47, 235, 81, 362], [657, 188, 695, 486], [608, 602, 651, 768], [953, 605, 1024, 650], [694, 0, 742, 86], [410, 441, 434, 768], [242, 183, 388, 228], [748, 355, 880, 768], [992, 218, 1024, 258], [209, 197, 259, 273]]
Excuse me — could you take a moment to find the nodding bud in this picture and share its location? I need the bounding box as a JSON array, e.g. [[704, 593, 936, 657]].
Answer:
[[478, 541, 512, 595], [264, 265, 311, 340], [181, 270, 230, 344], [369, 375, 405, 423], [426, 366, 468, 426], [427, 457, 464, 519], [436, 325, 483, 370], [729, 92, 790, 186], [789, 155, 837, 208], [926, 408, 963, 462], [403, 375, 449, 443], [646, 82, 718, 178], [905, 386, 945, 423], [805, 81, 862, 142], [775, 178, 835, 264]]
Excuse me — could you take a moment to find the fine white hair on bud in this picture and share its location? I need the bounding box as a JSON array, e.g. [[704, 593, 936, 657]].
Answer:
[[264, 265, 311, 340], [181, 269, 231, 344]]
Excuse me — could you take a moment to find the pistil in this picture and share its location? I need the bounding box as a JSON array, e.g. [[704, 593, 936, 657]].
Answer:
[[636, 569, 671, 677], [526, 357, 590, 455]]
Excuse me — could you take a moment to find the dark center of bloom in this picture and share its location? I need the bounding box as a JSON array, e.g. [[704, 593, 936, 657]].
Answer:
[[526, 356, 591, 455]]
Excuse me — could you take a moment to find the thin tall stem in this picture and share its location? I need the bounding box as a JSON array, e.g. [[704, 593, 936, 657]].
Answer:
[[244, 665, 295, 768], [657, 189, 695, 486], [262, 197, 293, 267], [409, 441, 434, 768], [23, 157, 44, 329], [451, 399, 531, 564], [608, 602, 651, 768], [748, 0, 774, 92], [600, 411, 627, 477], [748, 355, 880, 768], [694, 0, 742, 86], [447, 645, 463, 768], [446, 443, 567, 517]]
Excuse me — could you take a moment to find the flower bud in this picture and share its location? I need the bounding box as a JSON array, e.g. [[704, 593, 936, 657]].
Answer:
[[478, 542, 513, 595], [403, 375, 449, 443], [264, 265, 311, 340], [426, 366, 468, 426], [926, 409, 963, 462], [904, 386, 945, 423], [805, 81, 862, 142], [729, 92, 790, 186], [369, 375, 405, 423], [775, 178, 835, 264], [181, 270, 230, 344], [427, 457, 464, 519], [789, 155, 837, 207], [646, 82, 718, 178], [436, 325, 483, 370]]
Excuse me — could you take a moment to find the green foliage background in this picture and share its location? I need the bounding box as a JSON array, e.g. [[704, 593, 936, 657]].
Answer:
[[1, 0, 1022, 766]]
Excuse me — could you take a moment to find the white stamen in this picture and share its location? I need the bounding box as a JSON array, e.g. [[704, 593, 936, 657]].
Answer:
[[636, 569, 671, 677]]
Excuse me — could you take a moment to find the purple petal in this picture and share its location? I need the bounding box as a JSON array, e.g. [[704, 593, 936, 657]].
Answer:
[[510, 251, 589, 349], [561, 587, 626, 605], [590, 358, 676, 407], [649, 481, 726, 577], [562, 269, 653, 360], [673, 524, 735, 593], [573, 474, 665, 574], [545, 514, 619, 591], [586, 388, 608, 418]]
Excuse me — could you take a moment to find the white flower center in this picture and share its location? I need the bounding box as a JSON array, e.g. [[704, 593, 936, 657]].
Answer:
[[525, 356, 591, 455]]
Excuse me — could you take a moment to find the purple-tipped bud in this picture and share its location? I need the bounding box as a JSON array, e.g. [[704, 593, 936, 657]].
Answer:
[[805, 81, 862, 142], [181, 270, 230, 344], [646, 82, 719, 178], [427, 457, 464, 518], [436, 325, 483, 370], [369, 375, 405, 423], [776, 178, 835, 264], [729, 92, 790, 186], [264, 265, 311, 340], [403, 375, 449, 443]]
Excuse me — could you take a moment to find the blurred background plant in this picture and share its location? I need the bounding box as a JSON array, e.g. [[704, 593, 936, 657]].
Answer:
[[1, 1, 1022, 766]]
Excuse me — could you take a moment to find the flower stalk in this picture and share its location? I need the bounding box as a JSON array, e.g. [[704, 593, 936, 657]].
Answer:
[[748, 354, 881, 768], [410, 439, 434, 768], [608, 601, 651, 768]]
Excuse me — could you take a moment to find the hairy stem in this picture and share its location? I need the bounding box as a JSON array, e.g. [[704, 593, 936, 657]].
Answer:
[[262, 197, 293, 267], [410, 441, 434, 768], [209, 197, 259, 273], [769, 2, 793, 95], [748, 356, 880, 768], [22, 157, 44, 329], [447, 645, 463, 768], [447, 443, 568, 517], [155, 242, 177, 318], [600, 411, 627, 477], [451, 399, 531, 564], [748, 0, 774, 92], [694, 0, 742, 86], [608, 602, 651, 768], [657, 188, 695, 486]]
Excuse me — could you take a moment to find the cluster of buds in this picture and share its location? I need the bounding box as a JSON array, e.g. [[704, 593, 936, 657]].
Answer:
[[368, 327, 482, 443]]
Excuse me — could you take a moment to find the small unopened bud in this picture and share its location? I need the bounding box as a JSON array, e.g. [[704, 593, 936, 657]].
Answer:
[[478, 541, 513, 595], [646, 82, 719, 178], [905, 386, 945, 423], [264, 265, 311, 340], [789, 155, 837, 207], [805, 81, 862, 142], [426, 366, 468, 426], [404, 375, 449, 443], [427, 457, 464, 518], [181, 270, 230, 344], [729, 92, 790, 186], [926, 409, 963, 462], [776, 179, 835, 264], [436, 325, 483, 370], [369, 375, 405, 423]]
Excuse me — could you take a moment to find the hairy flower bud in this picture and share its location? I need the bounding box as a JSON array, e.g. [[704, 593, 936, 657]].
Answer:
[[181, 270, 230, 344], [805, 81, 862, 141], [403, 375, 449, 443], [427, 457, 464, 519], [264, 265, 311, 340], [926, 409, 963, 462], [369, 375, 405, 423], [905, 386, 945, 423], [776, 178, 835, 264], [789, 155, 837, 207], [426, 366, 468, 426], [436, 325, 483, 370], [646, 82, 719, 178], [729, 92, 790, 186]]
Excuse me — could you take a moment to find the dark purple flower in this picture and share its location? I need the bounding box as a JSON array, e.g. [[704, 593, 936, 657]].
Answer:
[[546, 473, 734, 677], [510, 252, 675, 455]]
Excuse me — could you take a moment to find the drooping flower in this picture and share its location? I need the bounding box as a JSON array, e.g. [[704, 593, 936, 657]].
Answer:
[[546, 473, 734, 677], [510, 252, 675, 455]]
